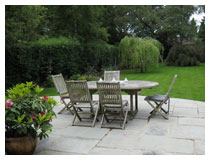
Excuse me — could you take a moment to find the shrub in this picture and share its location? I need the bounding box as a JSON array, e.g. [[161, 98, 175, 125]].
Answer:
[[166, 44, 200, 66], [83, 41, 119, 72], [5, 82, 57, 140], [6, 37, 119, 89], [119, 36, 160, 72], [193, 43, 205, 63]]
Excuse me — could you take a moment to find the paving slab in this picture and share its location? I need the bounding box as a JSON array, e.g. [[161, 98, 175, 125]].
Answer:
[[125, 119, 148, 131], [178, 117, 205, 127], [35, 135, 99, 154], [141, 150, 175, 155], [143, 117, 178, 136], [169, 125, 205, 140], [198, 112, 205, 118], [172, 107, 198, 118], [174, 101, 198, 109], [89, 147, 141, 155], [195, 140, 205, 155], [135, 135, 194, 154], [52, 126, 110, 139], [97, 129, 142, 150], [51, 114, 73, 129]]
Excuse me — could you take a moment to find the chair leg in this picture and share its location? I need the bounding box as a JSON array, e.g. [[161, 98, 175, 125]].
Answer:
[[168, 98, 170, 113], [58, 106, 67, 114], [92, 107, 99, 127], [100, 112, 105, 128], [122, 109, 128, 130], [146, 100, 169, 120], [58, 100, 74, 115]]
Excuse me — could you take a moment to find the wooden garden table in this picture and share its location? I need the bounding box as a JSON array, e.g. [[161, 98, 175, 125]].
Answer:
[[87, 80, 159, 119]]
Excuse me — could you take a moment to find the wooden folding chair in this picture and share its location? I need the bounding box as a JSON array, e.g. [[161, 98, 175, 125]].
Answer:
[[104, 70, 120, 81], [97, 81, 129, 129], [144, 74, 178, 120], [66, 80, 100, 127], [51, 73, 73, 114]]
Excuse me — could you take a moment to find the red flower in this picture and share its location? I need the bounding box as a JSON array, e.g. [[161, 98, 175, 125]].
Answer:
[[41, 95, 49, 103], [40, 112, 45, 116], [32, 114, 37, 118], [5, 100, 14, 110]]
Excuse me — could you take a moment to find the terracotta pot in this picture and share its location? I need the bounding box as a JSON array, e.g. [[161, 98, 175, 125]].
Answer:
[[5, 135, 37, 155]]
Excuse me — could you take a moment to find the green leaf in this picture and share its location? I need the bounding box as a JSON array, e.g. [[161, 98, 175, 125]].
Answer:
[[34, 85, 44, 94], [17, 114, 25, 123]]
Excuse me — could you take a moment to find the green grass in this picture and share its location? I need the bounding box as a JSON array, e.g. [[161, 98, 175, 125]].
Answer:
[[41, 63, 205, 102]]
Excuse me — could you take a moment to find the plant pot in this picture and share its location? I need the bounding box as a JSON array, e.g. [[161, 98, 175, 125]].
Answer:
[[5, 135, 38, 155]]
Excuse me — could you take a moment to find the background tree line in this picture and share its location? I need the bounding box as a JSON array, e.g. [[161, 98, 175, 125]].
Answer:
[[5, 5, 205, 89]]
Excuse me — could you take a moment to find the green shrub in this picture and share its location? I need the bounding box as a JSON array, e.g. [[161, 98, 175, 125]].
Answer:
[[193, 44, 205, 63], [83, 41, 119, 72], [6, 37, 119, 89], [119, 36, 160, 72], [166, 44, 200, 66]]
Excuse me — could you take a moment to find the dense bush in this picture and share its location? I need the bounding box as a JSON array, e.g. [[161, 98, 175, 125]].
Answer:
[[5, 37, 119, 89], [119, 36, 161, 72], [166, 44, 200, 66], [193, 44, 205, 63]]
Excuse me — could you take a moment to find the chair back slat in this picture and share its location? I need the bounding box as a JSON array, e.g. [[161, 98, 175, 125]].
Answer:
[[66, 80, 91, 103], [104, 71, 120, 81], [97, 82, 122, 105], [166, 74, 178, 97], [51, 73, 67, 94]]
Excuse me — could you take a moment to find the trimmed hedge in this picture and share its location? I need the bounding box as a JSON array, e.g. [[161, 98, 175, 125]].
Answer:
[[5, 37, 119, 89], [166, 44, 200, 66]]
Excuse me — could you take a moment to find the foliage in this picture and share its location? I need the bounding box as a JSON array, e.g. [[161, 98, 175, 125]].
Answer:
[[144, 37, 164, 63], [46, 6, 109, 42], [5, 82, 57, 140], [5, 6, 47, 47], [198, 17, 205, 43], [102, 5, 200, 58], [6, 37, 119, 89], [119, 36, 160, 72], [6, 37, 82, 89], [166, 44, 200, 66], [191, 43, 205, 63]]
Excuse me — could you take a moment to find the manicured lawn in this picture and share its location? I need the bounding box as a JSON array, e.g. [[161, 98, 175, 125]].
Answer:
[[41, 63, 205, 102]]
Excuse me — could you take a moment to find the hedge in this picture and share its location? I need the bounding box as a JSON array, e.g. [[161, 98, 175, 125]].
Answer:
[[5, 37, 119, 89], [166, 44, 200, 66]]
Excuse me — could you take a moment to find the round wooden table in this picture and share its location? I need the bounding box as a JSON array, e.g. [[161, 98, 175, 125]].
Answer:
[[87, 80, 159, 119]]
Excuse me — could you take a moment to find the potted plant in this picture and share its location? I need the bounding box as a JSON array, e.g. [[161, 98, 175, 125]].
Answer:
[[5, 82, 57, 155]]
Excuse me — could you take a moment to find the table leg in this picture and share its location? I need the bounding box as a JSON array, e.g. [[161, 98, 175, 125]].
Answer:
[[130, 94, 133, 119], [135, 92, 138, 111]]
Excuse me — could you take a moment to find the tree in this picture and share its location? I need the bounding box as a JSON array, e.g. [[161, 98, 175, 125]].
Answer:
[[45, 6, 109, 43], [119, 36, 160, 72], [5, 5, 47, 46], [198, 17, 205, 42], [102, 5, 200, 59]]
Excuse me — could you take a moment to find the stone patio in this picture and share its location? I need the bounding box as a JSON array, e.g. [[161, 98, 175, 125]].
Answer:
[[34, 95, 205, 155]]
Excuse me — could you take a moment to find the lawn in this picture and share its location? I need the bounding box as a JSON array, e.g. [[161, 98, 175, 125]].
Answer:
[[41, 63, 205, 102]]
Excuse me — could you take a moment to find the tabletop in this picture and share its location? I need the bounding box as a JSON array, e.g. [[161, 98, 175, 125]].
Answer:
[[87, 80, 159, 90]]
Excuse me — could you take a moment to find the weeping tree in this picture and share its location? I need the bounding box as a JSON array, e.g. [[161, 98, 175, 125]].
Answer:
[[144, 37, 164, 63], [119, 36, 161, 72]]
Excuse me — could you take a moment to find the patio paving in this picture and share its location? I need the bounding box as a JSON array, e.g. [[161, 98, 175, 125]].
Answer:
[[34, 95, 205, 155]]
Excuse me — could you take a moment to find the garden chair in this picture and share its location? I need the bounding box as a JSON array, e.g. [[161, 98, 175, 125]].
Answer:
[[97, 81, 129, 129], [144, 74, 178, 120], [104, 70, 120, 81], [51, 73, 73, 114], [66, 80, 100, 127]]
